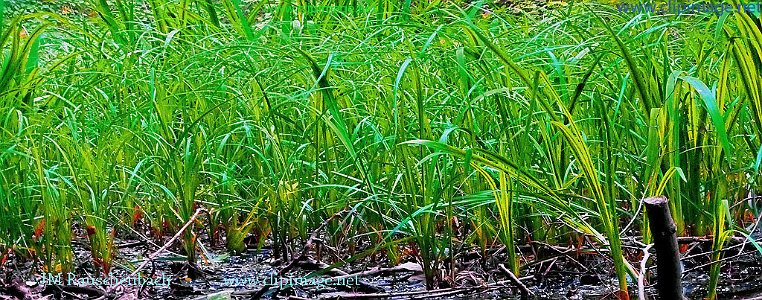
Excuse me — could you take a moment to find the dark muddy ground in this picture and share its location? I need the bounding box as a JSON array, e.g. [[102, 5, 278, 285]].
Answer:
[[2, 233, 762, 300]]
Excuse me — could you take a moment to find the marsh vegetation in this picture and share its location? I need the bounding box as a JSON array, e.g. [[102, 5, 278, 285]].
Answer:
[[1, 0, 761, 299]]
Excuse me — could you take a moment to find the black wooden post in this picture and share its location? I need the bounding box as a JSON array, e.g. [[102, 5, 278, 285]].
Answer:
[[644, 196, 684, 300]]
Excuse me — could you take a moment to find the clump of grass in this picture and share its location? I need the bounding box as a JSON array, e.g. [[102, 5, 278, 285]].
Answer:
[[3, 1, 762, 298]]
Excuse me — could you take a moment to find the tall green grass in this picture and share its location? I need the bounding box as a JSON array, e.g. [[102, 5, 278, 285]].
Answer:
[[2, 0, 762, 298]]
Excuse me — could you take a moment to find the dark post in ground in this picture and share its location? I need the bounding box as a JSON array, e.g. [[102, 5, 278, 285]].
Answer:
[[644, 196, 685, 300]]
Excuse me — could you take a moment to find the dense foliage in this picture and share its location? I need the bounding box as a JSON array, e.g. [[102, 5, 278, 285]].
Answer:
[[1, 0, 761, 298]]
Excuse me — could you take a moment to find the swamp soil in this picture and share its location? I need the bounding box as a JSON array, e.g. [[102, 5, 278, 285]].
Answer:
[[2, 233, 762, 300]]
